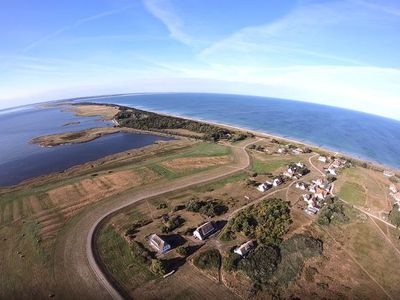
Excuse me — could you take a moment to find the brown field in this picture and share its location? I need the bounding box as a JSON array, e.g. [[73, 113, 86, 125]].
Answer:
[[67, 104, 120, 120], [162, 155, 232, 171]]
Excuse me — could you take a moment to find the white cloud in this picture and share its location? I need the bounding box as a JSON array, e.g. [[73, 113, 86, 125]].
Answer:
[[142, 0, 192, 45]]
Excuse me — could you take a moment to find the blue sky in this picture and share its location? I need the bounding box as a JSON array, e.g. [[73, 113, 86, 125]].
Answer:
[[0, 0, 399, 119]]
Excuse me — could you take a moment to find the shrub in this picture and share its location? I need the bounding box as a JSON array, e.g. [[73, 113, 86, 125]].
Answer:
[[219, 230, 235, 241], [186, 199, 228, 217], [223, 251, 241, 272], [172, 204, 186, 212], [157, 202, 168, 209], [176, 245, 190, 257], [150, 259, 167, 275], [193, 249, 221, 270], [238, 245, 281, 283], [161, 215, 185, 233]]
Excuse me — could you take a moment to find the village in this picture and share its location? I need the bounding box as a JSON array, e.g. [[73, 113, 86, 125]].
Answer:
[[94, 136, 400, 300]]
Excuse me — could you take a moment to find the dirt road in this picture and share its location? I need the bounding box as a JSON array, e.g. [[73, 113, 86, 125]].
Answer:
[[53, 138, 259, 300]]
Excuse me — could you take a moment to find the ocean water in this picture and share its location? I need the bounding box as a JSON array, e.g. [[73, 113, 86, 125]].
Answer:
[[0, 105, 172, 186], [78, 93, 400, 169]]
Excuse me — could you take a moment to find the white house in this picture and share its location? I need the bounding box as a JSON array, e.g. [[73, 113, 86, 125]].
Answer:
[[149, 234, 171, 254], [384, 170, 395, 177], [389, 184, 398, 194], [277, 148, 286, 154], [305, 207, 319, 215], [234, 240, 255, 257], [327, 167, 337, 176], [315, 188, 329, 200], [296, 182, 307, 190], [318, 156, 327, 163], [273, 178, 283, 187], [257, 183, 271, 192], [193, 222, 216, 240], [292, 148, 304, 155], [296, 162, 305, 168]]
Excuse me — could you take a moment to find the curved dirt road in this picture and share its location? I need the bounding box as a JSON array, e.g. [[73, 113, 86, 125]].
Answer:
[[53, 138, 259, 300]]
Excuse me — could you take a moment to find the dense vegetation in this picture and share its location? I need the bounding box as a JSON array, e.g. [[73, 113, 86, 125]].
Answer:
[[389, 204, 400, 227], [193, 249, 221, 270], [222, 235, 323, 292], [317, 197, 349, 225], [161, 215, 185, 233], [223, 198, 292, 244], [186, 198, 228, 217], [115, 107, 233, 141]]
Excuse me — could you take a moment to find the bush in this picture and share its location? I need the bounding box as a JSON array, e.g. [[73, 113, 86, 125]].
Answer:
[[223, 251, 241, 272], [172, 204, 186, 212], [186, 199, 228, 217], [150, 259, 167, 275], [157, 202, 168, 209], [161, 215, 185, 233], [219, 230, 235, 241], [238, 245, 281, 283], [193, 249, 221, 270], [176, 245, 190, 257], [124, 219, 150, 237]]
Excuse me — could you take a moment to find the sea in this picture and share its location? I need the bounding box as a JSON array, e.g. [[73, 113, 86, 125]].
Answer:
[[1, 92, 399, 187], [76, 93, 400, 169]]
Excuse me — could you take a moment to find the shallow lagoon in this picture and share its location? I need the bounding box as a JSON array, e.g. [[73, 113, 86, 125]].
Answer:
[[0, 105, 172, 186]]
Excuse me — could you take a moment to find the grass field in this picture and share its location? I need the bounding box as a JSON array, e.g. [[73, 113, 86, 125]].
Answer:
[[339, 182, 366, 206], [97, 224, 156, 290], [251, 158, 294, 174]]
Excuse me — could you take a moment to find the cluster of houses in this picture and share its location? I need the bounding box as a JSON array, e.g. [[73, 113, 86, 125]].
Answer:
[[257, 177, 283, 192], [389, 184, 400, 211], [319, 156, 347, 176], [256, 162, 310, 193], [296, 178, 333, 215]]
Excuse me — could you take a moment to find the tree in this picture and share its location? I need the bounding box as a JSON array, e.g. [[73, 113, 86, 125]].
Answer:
[[150, 259, 167, 275]]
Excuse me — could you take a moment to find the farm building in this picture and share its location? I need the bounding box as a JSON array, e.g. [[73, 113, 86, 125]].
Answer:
[[149, 234, 171, 254], [234, 240, 255, 257], [193, 221, 216, 240]]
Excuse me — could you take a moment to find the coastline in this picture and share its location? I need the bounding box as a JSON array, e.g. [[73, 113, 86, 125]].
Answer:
[[100, 103, 398, 173]]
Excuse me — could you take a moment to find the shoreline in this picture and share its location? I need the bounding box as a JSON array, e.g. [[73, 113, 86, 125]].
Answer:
[[98, 102, 398, 173]]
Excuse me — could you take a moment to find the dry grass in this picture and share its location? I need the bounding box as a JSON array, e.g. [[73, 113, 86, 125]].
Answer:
[[68, 104, 120, 120], [162, 156, 232, 171]]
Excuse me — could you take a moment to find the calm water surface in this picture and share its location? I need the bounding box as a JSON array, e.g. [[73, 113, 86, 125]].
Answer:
[[0, 105, 172, 186]]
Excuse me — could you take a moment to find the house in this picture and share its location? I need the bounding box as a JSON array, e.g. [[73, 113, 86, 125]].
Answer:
[[332, 159, 346, 169], [257, 182, 271, 192], [384, 170, 395, 177], [305, 207, 319, 215], [312, 178, 324, 186], [296, 162, 305, 168], [234, 240, 255, 257], [308, 184, 317, 193], [296, 182, 307, 190], [149, 234, 171, 254], [277, 148, 287, 154], [292, 148, 304, 155], [303, 194, 313, 205], [318, 156, 327, 163], [327, 167, 337, 176], [273, 178, 283, 186], [315, 187, 329, 200], [389, 184, 398, 194], [193, 221, 216, 240]]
